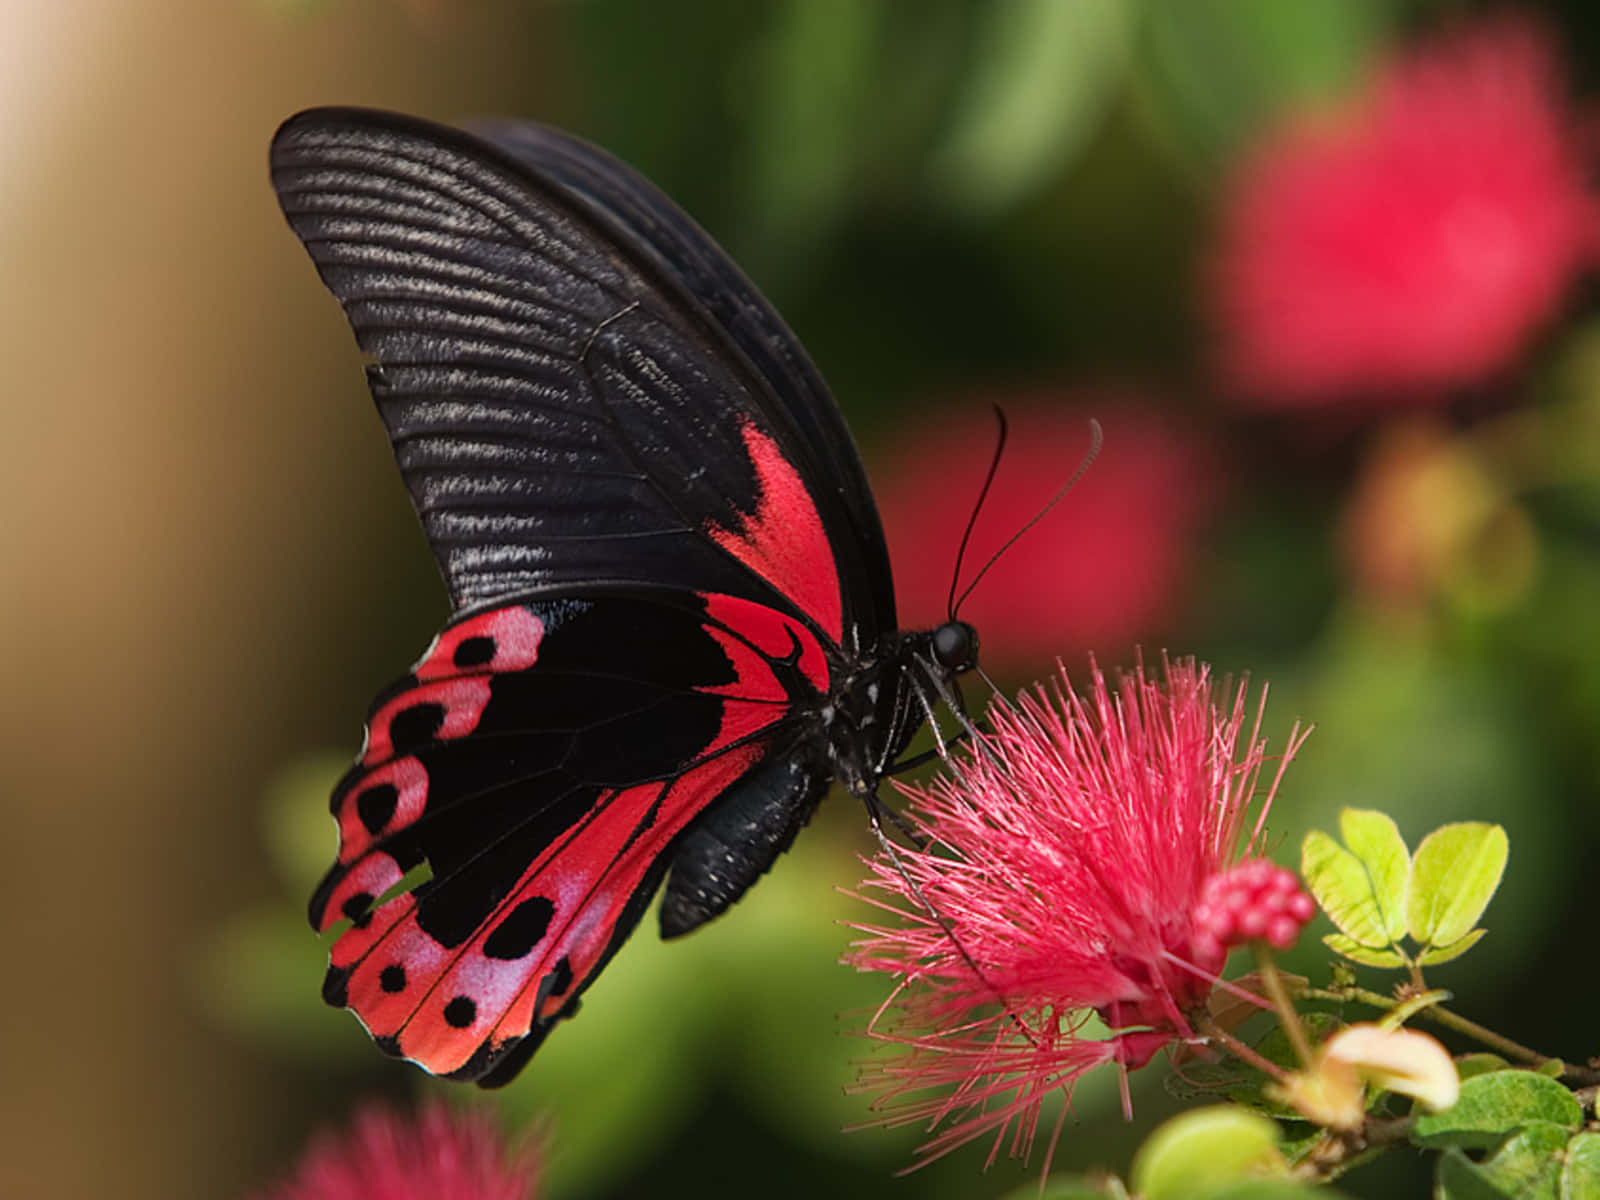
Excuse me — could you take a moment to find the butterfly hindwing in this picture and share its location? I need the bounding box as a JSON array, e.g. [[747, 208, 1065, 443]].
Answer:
[[311, 588, 834, 1081]]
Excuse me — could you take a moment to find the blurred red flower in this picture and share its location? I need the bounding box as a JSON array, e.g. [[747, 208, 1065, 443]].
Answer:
[[1211, 16, 1596, 405], [847, 659, 1306, 1167], [253, 1102, 539, 1200], [872, 400, 1215, 669]]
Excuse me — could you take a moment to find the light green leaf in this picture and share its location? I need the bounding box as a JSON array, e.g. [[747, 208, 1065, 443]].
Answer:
[[1560, 1131, 1600, 1200], [1302, 829, 1394, 949], [1417, 928, 1489, 966], [1322, 932, 1407, 969], [1412, 1071, 1582, 1150], [929, 0, 1133, 215], [1408, 823, 1509, 950], [1436, 1147, 1517, 1200], [1456, 1054, 1511, 1081], [1338, 808, 1411, 942], [1472, 1121, 1570, 1200], [1132, 1107, 1286, 1200]]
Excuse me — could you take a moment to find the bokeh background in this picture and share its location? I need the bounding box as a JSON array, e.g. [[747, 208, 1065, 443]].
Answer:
[[7, 1, 1600, 1196]]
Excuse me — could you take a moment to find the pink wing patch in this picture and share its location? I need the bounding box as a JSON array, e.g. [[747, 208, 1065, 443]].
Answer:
[[706, 418, 843, 644]]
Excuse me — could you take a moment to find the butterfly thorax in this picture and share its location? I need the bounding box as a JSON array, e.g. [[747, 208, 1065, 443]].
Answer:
[[820, 620, 977, 798]]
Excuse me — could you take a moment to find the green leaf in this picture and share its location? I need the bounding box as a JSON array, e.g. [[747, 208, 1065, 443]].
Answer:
[[1456, 1054, 1511, 1081], [1338, 809, 1412, 941], [1560, 1131, 1600, 1200], [1407, 823, 1508, 950], [1132, 1107, 1286, 1200], [929, 0, 1133, 215], [1418, 928, 1489, 966], [1437, 1148, 1525, 1200], [1473, 1121, 1570, 1199], [1412, 1071, 1582, 1149], [1302, 823, 1400, 949], [1322, 932, 1407, 969]]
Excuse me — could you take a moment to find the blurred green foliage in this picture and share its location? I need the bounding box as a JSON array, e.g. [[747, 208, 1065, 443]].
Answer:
[[231, 1, 1600, 1197]]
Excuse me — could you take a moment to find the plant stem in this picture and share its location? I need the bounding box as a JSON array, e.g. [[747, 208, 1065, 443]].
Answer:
[[1198, 1017, 1290, 1081], [1255, 946, 1315, 1066], [1305, 983, 1600, 1081], [1292, 1115, 1415, 1183]]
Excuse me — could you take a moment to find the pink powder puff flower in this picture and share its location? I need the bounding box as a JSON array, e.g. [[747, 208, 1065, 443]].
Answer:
[[1211, 16, 1597, 406], [846, 658, 1307, 1168], [872, 400, 1216, 669], [252, 1101, 539, 1200]]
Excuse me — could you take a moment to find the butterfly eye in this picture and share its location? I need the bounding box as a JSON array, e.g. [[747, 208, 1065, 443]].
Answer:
[[931, 621, 979, 673]]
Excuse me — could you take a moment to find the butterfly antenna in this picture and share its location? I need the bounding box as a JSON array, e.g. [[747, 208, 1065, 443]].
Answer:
[[951, 417, 1103, 618], [946, 407, 1010, 622]]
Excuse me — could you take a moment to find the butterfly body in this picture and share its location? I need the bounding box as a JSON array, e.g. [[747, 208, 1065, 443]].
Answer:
[[273, 107, 975, 1085]]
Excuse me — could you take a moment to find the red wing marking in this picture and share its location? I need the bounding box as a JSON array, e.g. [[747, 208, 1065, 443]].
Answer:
[[415, 607, 545, 680], [700, 592, 829, 693], [334, 744, 763, 1076], [705, 419, 843, 644], [336, 756, 429, 865], [362, 677, 492, 766], [359, 608, 546, 768]]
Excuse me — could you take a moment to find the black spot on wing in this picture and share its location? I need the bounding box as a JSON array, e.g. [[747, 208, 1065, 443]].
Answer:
[[379, 964, 407, 994], [482, 896, 555, 960], [356, 783, 400, 835], [390, 702, 446, 752], [444, 995, 477, 1028], [341, 892, 375, 929], [453, 635, 496, 668], [323, 964, 351, 1008]]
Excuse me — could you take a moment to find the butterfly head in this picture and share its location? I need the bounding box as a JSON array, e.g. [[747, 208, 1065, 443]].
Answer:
[[930, 619, 979, 676]]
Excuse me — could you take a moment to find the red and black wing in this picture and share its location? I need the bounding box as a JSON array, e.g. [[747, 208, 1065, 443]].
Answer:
[[270, 107, 894, 645], [271, 109, 896, 1082], [310, 590, 831, 1083]]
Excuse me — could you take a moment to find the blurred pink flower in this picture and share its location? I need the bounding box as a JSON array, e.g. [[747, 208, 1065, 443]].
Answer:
[[847, 659, 1306, 1167], [1211, 16, 1597, 405], [872, 400, 1215, 668], [253, 1102, 538, 1200]]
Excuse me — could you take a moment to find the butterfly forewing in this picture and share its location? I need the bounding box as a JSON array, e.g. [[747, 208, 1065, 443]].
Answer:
[[470, 118, 896, 637], [271, 109, 889, 643]]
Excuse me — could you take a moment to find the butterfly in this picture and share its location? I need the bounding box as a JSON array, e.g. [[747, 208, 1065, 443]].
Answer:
[[271, 107, 979, 1086]]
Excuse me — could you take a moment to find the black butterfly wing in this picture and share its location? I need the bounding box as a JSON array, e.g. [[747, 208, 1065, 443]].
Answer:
[[310, 589, 835, 1082], [270, 107, 894, 646], [469, 117, 896, 641]]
